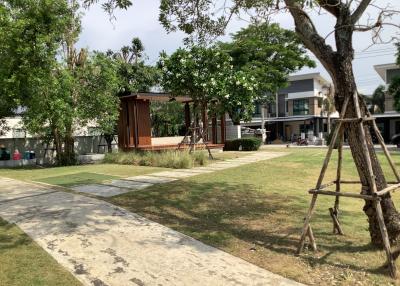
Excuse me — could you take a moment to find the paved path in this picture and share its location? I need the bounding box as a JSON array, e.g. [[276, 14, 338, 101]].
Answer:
[[0, 151, 304, 286], [71, 151, 287, 197]]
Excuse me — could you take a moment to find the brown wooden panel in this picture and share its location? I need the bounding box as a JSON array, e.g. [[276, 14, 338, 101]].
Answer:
[[211, 115, 217, 144], [220, 115, 226, 144], [128, 99, 136, 147], [135, 100, 152, 147]]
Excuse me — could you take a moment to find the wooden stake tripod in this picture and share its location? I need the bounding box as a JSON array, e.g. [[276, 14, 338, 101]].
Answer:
[[177, 122, 214, 159], [297, 92, 400, 278]]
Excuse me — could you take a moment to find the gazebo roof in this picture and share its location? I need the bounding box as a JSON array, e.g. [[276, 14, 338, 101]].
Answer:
[[119, 92, 192, 103]]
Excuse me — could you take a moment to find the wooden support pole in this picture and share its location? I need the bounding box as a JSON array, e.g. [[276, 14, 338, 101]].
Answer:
[[353, 92, 396, 278], [335, 128, 344, 210], [307, 225, 317, 251], [329, 207, 344, 235], [376, 183, 400, 197], [309, 189, 378, 200], [371, 119, 400, 182], [374, 200, 397, 278], [297, 194, 318, 254], [315, 97, 349, 189], [336, 117, 375, 123]]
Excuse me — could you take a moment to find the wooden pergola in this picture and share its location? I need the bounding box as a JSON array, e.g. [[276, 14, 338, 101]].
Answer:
[[117, 92, 226, 151]]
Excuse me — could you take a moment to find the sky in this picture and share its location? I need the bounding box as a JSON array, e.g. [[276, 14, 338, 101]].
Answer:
[[77, 0, 400, 95]]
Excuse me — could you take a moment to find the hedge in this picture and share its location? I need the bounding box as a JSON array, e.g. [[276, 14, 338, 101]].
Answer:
[[224, 138, 262, 151]]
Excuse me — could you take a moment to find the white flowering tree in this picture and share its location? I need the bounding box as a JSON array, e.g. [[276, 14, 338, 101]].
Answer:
[[158, 46, 259, 125]]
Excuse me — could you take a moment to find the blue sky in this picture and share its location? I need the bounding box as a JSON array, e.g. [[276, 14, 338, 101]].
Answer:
[[77, 1, 400, 94]]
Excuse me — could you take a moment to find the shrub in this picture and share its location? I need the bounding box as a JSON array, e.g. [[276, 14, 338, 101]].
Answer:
[[224, 138, 262, 151], [104, 150, 210, 169]]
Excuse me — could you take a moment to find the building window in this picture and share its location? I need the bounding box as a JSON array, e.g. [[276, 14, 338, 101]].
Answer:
[[293, 99, 309, 116]]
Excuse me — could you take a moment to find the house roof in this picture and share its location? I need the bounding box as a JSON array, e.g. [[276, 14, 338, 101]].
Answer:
[[288, 72, 331, 85], [119, 92, 192, 103], [374, 63, 399, 82]]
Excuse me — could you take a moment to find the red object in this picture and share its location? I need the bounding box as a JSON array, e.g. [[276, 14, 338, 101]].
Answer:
[[12, 152, 22, 160]]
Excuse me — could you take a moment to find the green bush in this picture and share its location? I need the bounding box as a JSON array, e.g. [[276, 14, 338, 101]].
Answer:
[[104, 150, 210, 169], [224, 138, 262, 151]]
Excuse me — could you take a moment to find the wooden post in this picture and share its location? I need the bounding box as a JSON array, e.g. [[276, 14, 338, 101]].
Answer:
[[371, 119, 400, 182], [316, 96, 349, 189], [220, 115, 226, 144], [297, 194, 318, 254], [202, 102, 208, 142], [211, 115, 217, 144], [332, 127, 344, 234], [184, 102, 191, 132], [353, 91, 396, 278]]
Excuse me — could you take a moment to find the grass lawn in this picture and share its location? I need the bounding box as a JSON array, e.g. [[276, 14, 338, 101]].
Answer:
[[0, 163, 168, 187], [108, 147, 400, 286], [0, 218, 81, 286]]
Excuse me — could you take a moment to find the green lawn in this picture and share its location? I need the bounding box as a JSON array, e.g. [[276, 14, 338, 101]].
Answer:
[[107, 147, 400, 286], [0, 218, 81, 286], [0, 163, 168, 187]]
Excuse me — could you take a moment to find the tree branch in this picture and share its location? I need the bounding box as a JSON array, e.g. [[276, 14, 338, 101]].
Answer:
[[316, 0, 343, 18], [284, 0, 336, 73], [351, 0, 372, 24]]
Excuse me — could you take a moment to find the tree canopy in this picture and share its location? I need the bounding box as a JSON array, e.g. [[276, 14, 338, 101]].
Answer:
[[159, 22, 313, 124], [107, 37, 159, 96], [0, 0, 71, 134]]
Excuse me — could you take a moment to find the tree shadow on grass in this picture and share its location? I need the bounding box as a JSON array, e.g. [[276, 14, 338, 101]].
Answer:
[[109, 179, 391, 278]]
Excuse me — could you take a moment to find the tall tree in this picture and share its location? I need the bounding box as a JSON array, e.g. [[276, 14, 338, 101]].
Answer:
[[107, 38, 159, 96], [154, 0, 400, 246], [0, 0, 71, 135], [220, 22, 315, 99], [21, 1, 120, 164], [158, 46, 259, 125], [370, 85, 386, 114]]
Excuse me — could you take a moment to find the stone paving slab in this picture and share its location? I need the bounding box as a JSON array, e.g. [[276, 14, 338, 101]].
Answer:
[[0, 178, 54, 202], [125, 175, 178, 184], [149, 170, 200, 178], [0, 188, 303, 286], [71, 184, 131, 197], [108, 179, 153, 190]]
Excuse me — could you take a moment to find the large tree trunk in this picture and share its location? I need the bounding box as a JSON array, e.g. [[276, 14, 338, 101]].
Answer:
[[331, 58, 400, 246], [284, 0, 400, 246]]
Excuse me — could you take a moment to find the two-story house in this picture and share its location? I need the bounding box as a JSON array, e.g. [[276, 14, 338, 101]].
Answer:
[[225, 72, 336, 142], [373, 63, 400, 143]]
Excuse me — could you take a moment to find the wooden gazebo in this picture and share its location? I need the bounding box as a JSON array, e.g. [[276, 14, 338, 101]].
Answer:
[[117, 93, 226, 151]]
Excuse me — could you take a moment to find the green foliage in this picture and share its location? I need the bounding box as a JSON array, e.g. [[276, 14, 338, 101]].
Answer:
[[159, 46, 259, 123], [159, 23, 312, 124], [391, 44, 400, 113], [79, 52, 120, 135], [220, 22, 315, 100], [151, 102, 185, 137], [370, 85, 386, 113], [0, 0, 71, 133], [224, 138, 262, 151], [103, 151, 209, 169], [391, 77, 400, 112], [107, 37, 159, 95]]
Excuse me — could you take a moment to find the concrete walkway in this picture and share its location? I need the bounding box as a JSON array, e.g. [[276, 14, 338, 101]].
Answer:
[[71, 151, 287, 197], [0, 151, 304, 286]]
